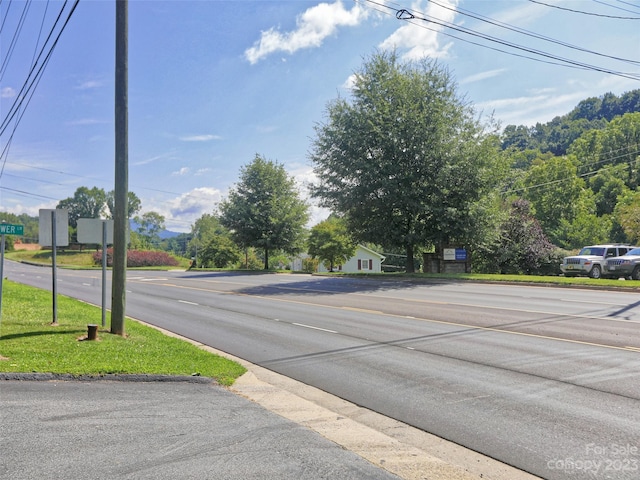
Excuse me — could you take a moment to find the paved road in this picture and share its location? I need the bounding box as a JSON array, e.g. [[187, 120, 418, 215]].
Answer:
[[4, 262, 640, 479], [1, 375, 403, 480]]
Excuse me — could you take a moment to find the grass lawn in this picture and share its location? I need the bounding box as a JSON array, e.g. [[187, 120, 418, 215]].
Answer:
[[0, 281, 246, 385]]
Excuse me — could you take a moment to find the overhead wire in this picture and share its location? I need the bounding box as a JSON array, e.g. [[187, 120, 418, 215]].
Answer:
[[528, 0, 640, 19], [0, 1, 54, 181], [608, 0, 640, 13], [506, 144, 640, 195], [0, 0, 30, 81], [0, 0, 79, 186], [424, 0, 640, 66], [0, 0, 79, 137], [0, 0, 13, 35], [360, 0, 640, 81]]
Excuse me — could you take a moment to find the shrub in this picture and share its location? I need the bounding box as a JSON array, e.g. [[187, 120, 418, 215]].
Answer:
[[302, 257, 319, 273], [92, 249, 180, 267]]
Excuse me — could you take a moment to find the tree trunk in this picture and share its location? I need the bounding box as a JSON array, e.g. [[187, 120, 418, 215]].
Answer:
[[264, 247, 269, 270], [405, 244, 415, 273]]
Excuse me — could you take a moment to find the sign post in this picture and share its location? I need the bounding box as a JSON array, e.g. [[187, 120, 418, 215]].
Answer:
[[39, 209, 69, 325], [78, 218, 116, 327], [0, 223, 25, 326]]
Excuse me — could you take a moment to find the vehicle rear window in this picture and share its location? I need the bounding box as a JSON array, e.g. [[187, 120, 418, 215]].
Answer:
[[579, 247, 604, 256], [626, 248, 640, 255]]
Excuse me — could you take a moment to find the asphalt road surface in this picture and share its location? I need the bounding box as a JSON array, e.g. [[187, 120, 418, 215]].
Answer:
[[4, 261, 640, 480]]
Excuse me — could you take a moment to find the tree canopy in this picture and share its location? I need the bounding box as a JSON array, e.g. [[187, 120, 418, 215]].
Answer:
[[106, 190, 141, 219], [133, 211, 165, 248], [219, 154, 309, 269], [307, 216, 356, 272], [309, 50, 503, 272], [57, 186, 107, 229]]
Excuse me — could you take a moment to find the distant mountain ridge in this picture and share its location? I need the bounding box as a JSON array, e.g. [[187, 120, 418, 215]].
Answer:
[[128, 219, 181, 239]]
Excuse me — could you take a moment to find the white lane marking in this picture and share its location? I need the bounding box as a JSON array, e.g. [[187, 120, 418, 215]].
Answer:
[[292, 322, 338, 334], [178, 300, 199, 306]]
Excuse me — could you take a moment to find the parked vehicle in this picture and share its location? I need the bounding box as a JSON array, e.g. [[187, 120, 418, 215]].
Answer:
[[560, 244, 636, 279], [605, 247, 640, 280]]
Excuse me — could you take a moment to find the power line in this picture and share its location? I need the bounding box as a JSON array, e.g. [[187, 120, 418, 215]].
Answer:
[[0, 0, 31, 81], [424, 0, 640, 66], [0, 0, 79, 138], [528, 0, 640, 19], [608, 0, 640, 13], [360, 0, 640, 81]]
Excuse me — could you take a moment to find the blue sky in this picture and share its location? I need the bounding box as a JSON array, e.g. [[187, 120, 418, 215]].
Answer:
[[1, 0, 639, 232]]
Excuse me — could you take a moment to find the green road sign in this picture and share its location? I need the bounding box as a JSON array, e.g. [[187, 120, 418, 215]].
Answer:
[[0, 224, 24, 236]]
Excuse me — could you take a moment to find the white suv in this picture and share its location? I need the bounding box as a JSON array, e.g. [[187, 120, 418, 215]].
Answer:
[[560, 244, 636, 279]]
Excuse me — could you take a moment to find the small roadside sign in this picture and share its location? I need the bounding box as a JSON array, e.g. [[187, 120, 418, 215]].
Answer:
[[0, 223, 25, 324], [0, 224, 24, 236]]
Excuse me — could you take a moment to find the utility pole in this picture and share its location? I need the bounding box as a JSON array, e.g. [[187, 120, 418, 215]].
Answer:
[[111, 0, 128, 335]]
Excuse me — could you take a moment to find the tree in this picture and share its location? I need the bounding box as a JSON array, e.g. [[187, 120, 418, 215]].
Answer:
[[307, 217, 356, 272], [106, 190, 141, 219], [219, 154, 309, 269], [494, 199, 555, 274], [133, 211, 165, 248], [519, 155, 591, 244], [569, 112, 640, 188], [199, 234, 241, 268], [56, 186, 107, 228], [614, 191, 640, 243], [309, 50, 503, 272], [188, 213, 228, 262]]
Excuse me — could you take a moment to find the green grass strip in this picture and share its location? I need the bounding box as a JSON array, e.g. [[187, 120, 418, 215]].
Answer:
[[0, 281, 246, 385]]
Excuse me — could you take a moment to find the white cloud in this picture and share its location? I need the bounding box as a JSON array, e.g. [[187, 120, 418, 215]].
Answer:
[[379, 0, 459, 60], [76, 80, 104, 90], [179, 134, 222, 142], [342, 73, 357, 90], [172, 167, 190, 176], [132, 152, 176, 167], [486, 2, 549, 30], [10, 202, 56, 218], [476, 91, 585, 126], [144, 187, 224, 233], [245, 1, 369, 64], [460, 68, 507, 85], [289, 164, 331, 228], [1, 87, 16, 98]]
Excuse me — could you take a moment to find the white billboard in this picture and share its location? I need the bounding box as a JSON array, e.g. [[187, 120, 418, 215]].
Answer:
[[38, 209, 69, 247]]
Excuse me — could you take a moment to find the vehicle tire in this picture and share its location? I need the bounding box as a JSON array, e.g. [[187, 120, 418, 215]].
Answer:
[[589, 265, 602, 279], [632, 266, 640, 281]]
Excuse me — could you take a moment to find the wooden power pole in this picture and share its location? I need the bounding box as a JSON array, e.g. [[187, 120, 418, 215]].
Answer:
[[111, 0, 128, 335]]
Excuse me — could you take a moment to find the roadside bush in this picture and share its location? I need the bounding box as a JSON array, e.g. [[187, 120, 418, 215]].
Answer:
[[92, 249, 180, 267], [302, 257, 319, 273]]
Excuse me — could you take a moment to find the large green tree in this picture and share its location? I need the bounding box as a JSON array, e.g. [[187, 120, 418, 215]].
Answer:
[[494, 199, 555, 274], [188, 213, 228, 262], [133, 211, 165, 248], [199, 234, 241, 268], [57, 186, 107, 228], [519, 155, 592, 244], [106, 190, 142, 219], [219, 154, 309, 269], [309, 51, 503, 272], [307, 216, 356, 272]]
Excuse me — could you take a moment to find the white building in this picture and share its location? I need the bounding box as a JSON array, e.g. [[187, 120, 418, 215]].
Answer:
[[317, 245, 385, 273]]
